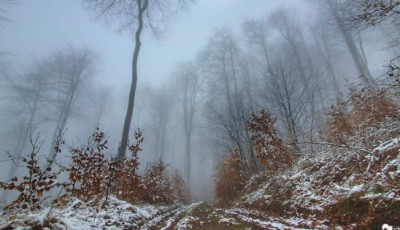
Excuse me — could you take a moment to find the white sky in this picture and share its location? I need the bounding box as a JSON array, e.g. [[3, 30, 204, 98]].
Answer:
[[0, 0, 303, 91]]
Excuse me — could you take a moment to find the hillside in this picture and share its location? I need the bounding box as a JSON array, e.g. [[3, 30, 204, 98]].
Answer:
[[216, 95, 400, 229], [231, 136, 400, 228]]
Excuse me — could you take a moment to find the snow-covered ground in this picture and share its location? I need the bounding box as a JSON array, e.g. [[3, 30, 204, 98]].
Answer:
[[0, 196, 198, 229], [224, 208, 326, 229]]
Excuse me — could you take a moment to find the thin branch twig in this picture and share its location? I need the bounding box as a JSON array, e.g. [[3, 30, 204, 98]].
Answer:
[[295, 141, 372, 154]]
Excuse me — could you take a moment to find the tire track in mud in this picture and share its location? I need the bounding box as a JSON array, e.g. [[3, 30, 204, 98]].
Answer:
[[167, 203, 260, 230], [142, 202, 202, 230]]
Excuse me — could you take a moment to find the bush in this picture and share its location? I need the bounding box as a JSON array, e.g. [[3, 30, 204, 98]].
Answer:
[[248, 110, 292, 171], [140, 161, 174, 204], [326, 101, 354, 145], [0, 133, 63, 211], [171, 170, 191, 204], [1, 128, 191, 211], [328, 196, 370, 226], [66, 128, 144, 205], [327, 85, 400, 148], [348, 86, 399, 128], [113, 129, 143, 204], [66, 129, 108, 203], [214, 150, 244, 205]]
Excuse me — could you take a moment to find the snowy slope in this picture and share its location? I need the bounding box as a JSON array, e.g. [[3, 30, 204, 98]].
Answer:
[[233, 136, 400, 228]]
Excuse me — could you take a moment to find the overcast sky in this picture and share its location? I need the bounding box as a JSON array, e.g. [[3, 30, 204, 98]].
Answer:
[[0, 0, 304, 91]]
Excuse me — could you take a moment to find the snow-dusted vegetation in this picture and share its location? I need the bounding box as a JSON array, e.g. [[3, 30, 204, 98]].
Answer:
[[0, 196, 199, 229]]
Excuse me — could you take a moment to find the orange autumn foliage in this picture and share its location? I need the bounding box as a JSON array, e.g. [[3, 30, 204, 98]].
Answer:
[[67, 129, 109, 202], [248, 110, 292, 171], [113, 130, 143, 203], [140, 161, 174, 204], [0, 134, 64, 211], [214, 150, 244, 205], [327, 86, 400, 147]]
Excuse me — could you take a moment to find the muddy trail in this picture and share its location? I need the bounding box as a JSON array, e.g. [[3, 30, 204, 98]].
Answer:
[[147, 202, 263, 230]]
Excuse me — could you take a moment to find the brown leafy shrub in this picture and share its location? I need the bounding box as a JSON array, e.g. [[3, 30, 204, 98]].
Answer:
[[112, 129, 143, 204], [1, 127, 191, 213], [328, 196, 370, 226], [327, 86, 400, 148], [64, 129, 189, 206], [326, 101, 354, 145], [214, 150, 244, 205], [140, 161, 174, 204], [368, 200, 400, 228], [66, 128, 145, 205], [110, 159, 141, 203], [67, 129, 108, 203], [0, 134, 63, 211], [171, 170, 191, 204], [248, 110, 292, 171], [348, 86, 399, 127]]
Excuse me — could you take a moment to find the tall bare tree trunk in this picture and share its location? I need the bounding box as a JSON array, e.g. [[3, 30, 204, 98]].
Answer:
[[184, 133, 191, 182], [327, 0, 373, 83], [48, 79, 78, 160], [118, 0, 148, 160], [313, 31, 343, 99], [2, 89, 40, 203]]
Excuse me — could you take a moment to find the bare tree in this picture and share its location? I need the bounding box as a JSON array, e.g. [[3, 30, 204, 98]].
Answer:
[[82, 0, 193, 160], [91, 85, 112, 128], [0, 63, 53, 203], [242, 18, 273, 72], [340, 0, 400, 48], [326, 0, 374, 83], [143, 85, 175, 161], [311, 17, 344, 99], [1, 65, 50, 158], [173, 62, 200, 182], [245, 12, 327, 150], [200, 28, 259, 175], [261, 52, 312, 151], [269, 10, 328, 141], [45, 46, 97, 160], [269, 10, 313, 93]]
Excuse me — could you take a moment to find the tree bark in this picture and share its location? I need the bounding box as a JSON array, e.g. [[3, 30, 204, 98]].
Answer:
[[117, 0, 148, 160]]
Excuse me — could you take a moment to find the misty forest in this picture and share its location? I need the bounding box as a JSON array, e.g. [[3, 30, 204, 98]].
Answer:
[[0, 0, 400, 229]]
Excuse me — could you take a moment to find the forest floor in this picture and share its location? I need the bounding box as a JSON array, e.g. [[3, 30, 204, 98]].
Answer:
[[1, 198, 282, 229], [150, 202, 256, 230], [0, 198, 328, 229], [149, 202, 309, 230]]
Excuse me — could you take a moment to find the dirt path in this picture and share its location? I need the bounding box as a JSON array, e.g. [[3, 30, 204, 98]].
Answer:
[[155, 202, 261, 230], [146, 202, 319, 229]]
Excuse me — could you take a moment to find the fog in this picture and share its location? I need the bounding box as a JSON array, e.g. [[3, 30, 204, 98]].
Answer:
[[0, 0, 395, 203]]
